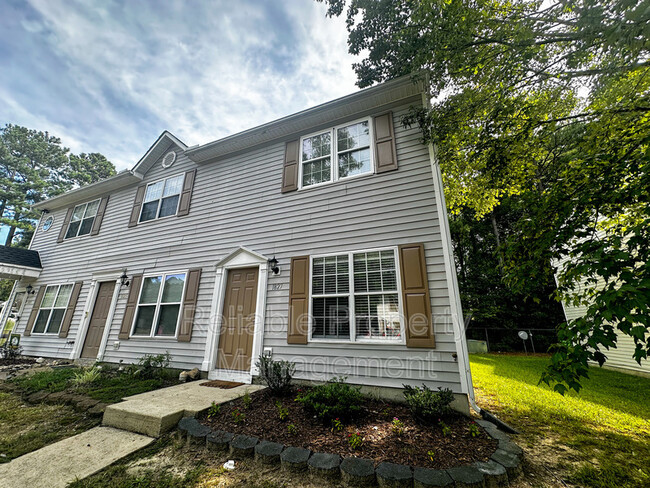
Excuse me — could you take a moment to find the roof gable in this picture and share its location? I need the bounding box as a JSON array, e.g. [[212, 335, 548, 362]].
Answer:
[[131, 131, 188, 176]]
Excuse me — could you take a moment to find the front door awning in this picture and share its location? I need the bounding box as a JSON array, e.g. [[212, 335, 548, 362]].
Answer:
[[0, 246, 42, 280]]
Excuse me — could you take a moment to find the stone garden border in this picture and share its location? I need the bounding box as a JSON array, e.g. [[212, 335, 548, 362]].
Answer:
[[177, 417, 523, 487]]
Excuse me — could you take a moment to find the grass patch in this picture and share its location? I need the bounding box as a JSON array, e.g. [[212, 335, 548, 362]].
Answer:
[[470, 354, 650, 488], [9, 366, 176, 403], [0, 391, 98, 462], [67, 464, 205, 488]]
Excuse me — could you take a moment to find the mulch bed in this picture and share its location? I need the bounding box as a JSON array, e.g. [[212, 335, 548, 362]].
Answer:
[[199, 387, 497, 469], [0, 358, 36, 366]]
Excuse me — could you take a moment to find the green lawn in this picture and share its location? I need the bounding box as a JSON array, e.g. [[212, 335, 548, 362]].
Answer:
[[0, 392, 98, 462], [470, 354, 650, 488], [10, 367, 177, 403]]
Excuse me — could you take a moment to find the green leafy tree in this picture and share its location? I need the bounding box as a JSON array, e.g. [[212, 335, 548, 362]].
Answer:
[[322, 0, 650, 392], [0, 124, 116, 246]]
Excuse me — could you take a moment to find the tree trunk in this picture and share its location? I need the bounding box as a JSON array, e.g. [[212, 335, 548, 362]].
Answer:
[[5, 224, 16, 246], [491, 212, 505, 270]]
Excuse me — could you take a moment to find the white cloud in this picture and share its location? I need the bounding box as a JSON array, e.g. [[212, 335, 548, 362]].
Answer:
[[3, 0, 361, 170]]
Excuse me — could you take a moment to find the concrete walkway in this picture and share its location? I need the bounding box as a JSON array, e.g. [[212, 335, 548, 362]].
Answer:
[[103, 381, 265, 437], [0, 427, 153, 488], [0, 380, 263, 487]]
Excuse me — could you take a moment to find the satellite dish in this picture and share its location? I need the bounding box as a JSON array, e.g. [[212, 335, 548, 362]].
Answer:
[[518, 331, 529, 341]]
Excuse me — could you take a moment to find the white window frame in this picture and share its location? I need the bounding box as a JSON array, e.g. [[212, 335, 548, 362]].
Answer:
[[308, 247, 405, 345], [32, 283, 73, 335], [65, 199, 101, 239], [130, 270, 188, 339], [298, 116, 375, 190], [139, 174, 184, 223]]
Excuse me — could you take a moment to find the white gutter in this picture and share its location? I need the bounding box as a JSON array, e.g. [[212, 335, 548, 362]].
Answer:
[[423, 93, 480, 415]]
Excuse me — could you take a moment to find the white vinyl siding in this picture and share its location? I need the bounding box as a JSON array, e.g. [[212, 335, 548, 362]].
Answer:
[[19, 100, 466, 393]]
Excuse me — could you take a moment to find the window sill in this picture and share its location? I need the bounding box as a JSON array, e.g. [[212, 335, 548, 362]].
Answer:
[[136, 212, 180, 227], [298, 170, 375, 192], [128, 335, 178, 340], [308, 338, 405, 346]]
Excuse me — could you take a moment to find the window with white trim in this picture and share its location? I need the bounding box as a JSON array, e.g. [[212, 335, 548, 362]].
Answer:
[[140, 174, 184, 222], [311, 249, 401, 341], [32, 284, 73, 334], [65, 199, 100, 238], [132, 272, 186, 337], [300, 118, 372, 189]]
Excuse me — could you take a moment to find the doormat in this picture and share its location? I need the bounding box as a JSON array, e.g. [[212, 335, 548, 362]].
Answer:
[[199, 380, 244, 389]]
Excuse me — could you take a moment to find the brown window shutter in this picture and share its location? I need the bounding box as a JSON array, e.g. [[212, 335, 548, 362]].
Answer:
[[178, 268, 202, 342], [288, 256, 309, 344], [399, 243, 435, 348], [373, 112, 398, 173], [128, 185, 146, 228], [57, 207, 74, 243], [118, 274, 142, 339], [24, 286, 46, 336], [59, 281, 83, 338], [177, 169, 197, 217], [90, 196, 110, 236], [281, 140, 300, 193]]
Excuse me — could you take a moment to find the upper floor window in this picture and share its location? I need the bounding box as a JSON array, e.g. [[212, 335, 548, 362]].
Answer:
[[132, 272, 186, 337], [310, 248, 402, 342], [32, 284, 73, 334], [65, 199, 100, 239], [300, 118, 373, 189], [140, 174, 184, 222]]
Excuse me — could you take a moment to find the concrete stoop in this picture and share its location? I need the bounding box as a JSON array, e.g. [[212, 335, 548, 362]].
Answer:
[[0, 427, 153, 488], [102, 381, 265, 437]]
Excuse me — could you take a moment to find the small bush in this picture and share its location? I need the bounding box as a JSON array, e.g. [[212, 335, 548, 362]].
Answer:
[[71, 366, 102, 387], [0, 343, 22, 361], [297, 377, 363, 424], [242, 391, 252, 409], [207, 402, 221, 419], [403, 384, 455, 423], [347, 432, 363, 450], [128, 352, 171, 379], [275, 401, 289, 421], [256, 355, 295, 395]]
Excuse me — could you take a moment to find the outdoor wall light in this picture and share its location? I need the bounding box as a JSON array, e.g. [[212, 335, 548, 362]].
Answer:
[[268, 256, 280, 275], [120, 272, 130, 287], [25, 284, 35, 295]]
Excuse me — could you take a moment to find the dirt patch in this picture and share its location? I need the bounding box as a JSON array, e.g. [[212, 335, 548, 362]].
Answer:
[[199, 388, 497, 469], [200, 380, 244, 389]]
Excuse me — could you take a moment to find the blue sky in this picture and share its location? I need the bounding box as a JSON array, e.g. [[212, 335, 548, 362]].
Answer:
[[0, 0, 359, 172]]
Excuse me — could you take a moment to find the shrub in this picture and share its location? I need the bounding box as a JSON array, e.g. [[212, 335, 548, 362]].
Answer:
[[391, 417, 405, 436], [0, 343, 22, 361], [242, 391, 252, 409], [403, 384, 455, 423], [255, 355, 295, 395], [348, 432, 363, 450], [207, 402, 221, 419], [71, 365, 102, 387], [297, 377, 364, 424], [128, 352, 171, 379], [275, 401, 289, 421]]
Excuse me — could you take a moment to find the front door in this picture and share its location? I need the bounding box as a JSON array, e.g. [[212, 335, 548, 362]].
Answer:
[[217, 267, 259, 371], [81, 281, 115, 359]]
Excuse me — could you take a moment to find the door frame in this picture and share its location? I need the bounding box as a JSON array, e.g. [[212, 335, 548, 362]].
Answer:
[[202, 247, 268, 383], [70, 269, 122, 361]]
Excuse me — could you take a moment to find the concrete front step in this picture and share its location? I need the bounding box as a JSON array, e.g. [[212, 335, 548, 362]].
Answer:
[[102, 381, 264, 437], [0, 427, 153, 488]]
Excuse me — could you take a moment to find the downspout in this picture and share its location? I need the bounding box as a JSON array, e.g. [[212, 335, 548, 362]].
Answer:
[[423, 91, 518, 433]]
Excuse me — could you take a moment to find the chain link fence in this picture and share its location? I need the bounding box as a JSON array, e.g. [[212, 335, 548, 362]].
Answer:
[[466, 326, 558, 353]]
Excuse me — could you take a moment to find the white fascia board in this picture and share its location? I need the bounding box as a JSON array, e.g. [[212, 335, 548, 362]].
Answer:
[[33, 170, 143, 211]]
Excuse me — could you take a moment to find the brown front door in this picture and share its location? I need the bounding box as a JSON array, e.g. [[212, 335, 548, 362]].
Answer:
[[217, 267, 259, 371], [81, 281, 115, 359]]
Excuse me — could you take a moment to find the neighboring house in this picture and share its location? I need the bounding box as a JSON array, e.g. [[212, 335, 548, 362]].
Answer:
[[555, 237, 648, 376], [0, 77, 475, 411]]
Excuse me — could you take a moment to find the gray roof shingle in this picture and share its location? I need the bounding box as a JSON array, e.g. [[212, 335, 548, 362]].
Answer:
[[0, 246, 42, 269]]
